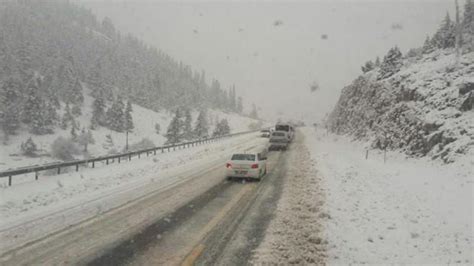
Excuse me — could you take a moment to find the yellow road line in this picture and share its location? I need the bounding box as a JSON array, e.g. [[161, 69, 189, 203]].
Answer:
[[181, 244, 205, 266], [180, 184, 256, 266]]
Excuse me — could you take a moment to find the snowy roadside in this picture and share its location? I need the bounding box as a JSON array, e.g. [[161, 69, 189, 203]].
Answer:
[[0, 133, 268, 253], [304, 127, 473, 264], [251, 130, 327, 264]]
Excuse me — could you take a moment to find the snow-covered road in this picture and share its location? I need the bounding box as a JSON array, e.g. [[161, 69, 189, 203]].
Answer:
[[0, 133, 268, 258]]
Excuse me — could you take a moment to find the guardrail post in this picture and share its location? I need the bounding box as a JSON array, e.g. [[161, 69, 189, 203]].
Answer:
[[8, 176, 12, 186], [57, 167, 61, 175], [138, 153, 141, 159], [162, 147, 164, 153], [129, 154, 131, 161], [154, 150, 156, 155], [76, 164, 79, 172], [118, 156, 121, 163], [106, 159, 109, 165], [35, 171, 39, 180], [92, 161, 95, 168], [365, 150, 369, 159]]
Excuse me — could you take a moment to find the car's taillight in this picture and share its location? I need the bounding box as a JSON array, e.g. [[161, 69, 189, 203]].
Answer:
[[226, 163, 232, 169], [251, 163, 258, 169]]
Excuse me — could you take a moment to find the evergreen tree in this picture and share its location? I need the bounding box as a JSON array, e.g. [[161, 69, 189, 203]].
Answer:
[[165, 108, 183, 144], [374, 56, 381, 67], [237, 97, 243, 114], [90, 92, 106, 129], [361, 60, 375, 73], [378, 46, 403, 79], [22, 79, 53, 134], [21, 137, 38, 157], [106, 95, 125, 132], [193, 109, 209, 139], [70, 123, 78, 140], [124, 100, 134, 133], [77, 127, 95, 152], [432, 12, 456, 49], [70, 79, 83, 116], [422, 35, 435, 54], [17, 41, 33, 83], [61, 103, 75, 130], [155, 123, 161, 134], [250, 103, 258, 119], [464, 0, 474, 31], [212, 119, 230, 137], [0, 77, 21, 137], [182, 108, 193, 140], [102, 134, 115, 150]]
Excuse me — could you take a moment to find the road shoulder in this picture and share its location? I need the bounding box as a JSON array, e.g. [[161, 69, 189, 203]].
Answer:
[[251, 129, 327, 264]]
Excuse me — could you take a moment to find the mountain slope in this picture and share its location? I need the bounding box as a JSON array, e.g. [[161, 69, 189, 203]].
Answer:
[[328, 49, 474, 162]]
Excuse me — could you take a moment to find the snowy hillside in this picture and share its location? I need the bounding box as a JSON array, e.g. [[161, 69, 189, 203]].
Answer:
[[329, 49, 474, 162], [0, 91, 262, 172]]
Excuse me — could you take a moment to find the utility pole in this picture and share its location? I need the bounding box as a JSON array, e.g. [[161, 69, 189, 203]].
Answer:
[[126, 131, 129, 151]]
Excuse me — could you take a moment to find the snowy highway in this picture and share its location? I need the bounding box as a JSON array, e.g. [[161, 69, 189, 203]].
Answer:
[[0, 133, 275, 265]]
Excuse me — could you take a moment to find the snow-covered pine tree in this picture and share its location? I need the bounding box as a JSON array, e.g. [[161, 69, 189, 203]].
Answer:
[[212, 119, 230, 137], [90, 92, 106, 129], [22, 79, 53, 134], [21, 137, 38, 157], [250, 103, 258, 119], [124, 100, 134, 133], [70, 78, 84, 116], [165, 108, 183, 144], [220, 119, 230, 135], [17, 41, 33, 83], [193, 109, 209, 139], [106, 95, 125, 132], [0, 77, 21, 138], [464, 0, 474, 31], [374, 56, 381, 67], [155, 123, 161, 134], [61, 102, 75, 130], [422, 35, 435, 54], [182, 108, 193, 140], [102, 134, 115, 150], [237, 97, 243, 114], [361, 60, 375, 73], [77, 127, 95, 152], [378, 46, 403, 79], [432, 12, 456, 49], [70, 123, 78, 140], [88, 63, 104, 99]]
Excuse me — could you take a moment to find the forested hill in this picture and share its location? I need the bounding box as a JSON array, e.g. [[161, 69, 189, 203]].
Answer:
[[0, 1, 243, 138], [328, 3, 474, 163]]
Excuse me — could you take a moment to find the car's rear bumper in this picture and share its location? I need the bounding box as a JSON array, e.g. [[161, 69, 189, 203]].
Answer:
[[226, 168, 260, 179], [269, 143, 288, 149]]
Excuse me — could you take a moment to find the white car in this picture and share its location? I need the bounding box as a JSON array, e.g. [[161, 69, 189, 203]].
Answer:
[[226, 152, 268, 180]]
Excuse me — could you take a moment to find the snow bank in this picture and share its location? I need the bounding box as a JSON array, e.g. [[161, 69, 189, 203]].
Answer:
[[252, 131, 327, 264], [304, 127, 473, 264]]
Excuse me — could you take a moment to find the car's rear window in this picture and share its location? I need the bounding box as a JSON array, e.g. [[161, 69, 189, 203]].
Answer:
[[272, 132, 285, 137], [231, 154, 256, 161], [275, 125, 290, 132]]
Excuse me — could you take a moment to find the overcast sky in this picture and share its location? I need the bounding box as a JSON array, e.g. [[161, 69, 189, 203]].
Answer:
[[80, 0, 453, 122]]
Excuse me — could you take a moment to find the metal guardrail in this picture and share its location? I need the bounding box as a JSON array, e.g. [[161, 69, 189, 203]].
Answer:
[[0, 130, 260, 186]]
